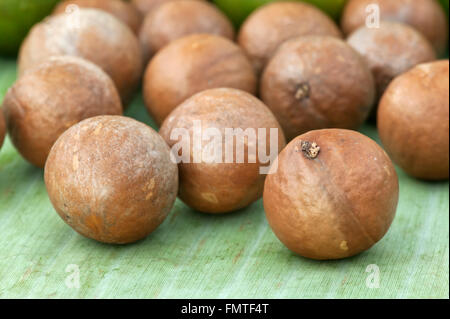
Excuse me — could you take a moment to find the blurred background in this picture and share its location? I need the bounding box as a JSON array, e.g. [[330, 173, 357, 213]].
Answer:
[[2, 0, 446, 58]]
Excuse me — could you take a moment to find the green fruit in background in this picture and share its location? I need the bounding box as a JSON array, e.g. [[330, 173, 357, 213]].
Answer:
[[439, 0, 449, 58], [213, 0, 347, 27], [439, 0, 449, 18], [0, 0, 60, 56]]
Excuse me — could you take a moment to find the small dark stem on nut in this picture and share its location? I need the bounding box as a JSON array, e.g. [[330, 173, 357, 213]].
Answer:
[[297, 141, 320, 159], [295, 82, 310, 101]]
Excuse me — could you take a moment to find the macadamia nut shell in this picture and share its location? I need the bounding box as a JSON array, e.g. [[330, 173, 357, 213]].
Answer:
[[378, 60, 449, 180], [261, 36, 375, 141], [44, 115, 179, 244], [2, 56, 122, 167], [160, 88, 285, 214], [347, 22, 436, 100], [238, 1, 342, 75], [53, 0, 143, 34], [143, 34, 256, 125], [139, 0, 234, 63], [341, 0, 449, 56], [264, 129, 399, 260], [18, 9, 143, 103]]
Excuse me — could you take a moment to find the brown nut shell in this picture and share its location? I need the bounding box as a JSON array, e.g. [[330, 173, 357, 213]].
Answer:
[[264, 129, 399, 260], [0, 109, 5, 150], [132, 0, 206, 16], [159, 88, 286, 214], [347, 22, 437, 101], [2, 56, 123, 168], [341, 0, 449, 56], [44, 115, 179, 244], [378, 60, 449, 180], [139, 0, 234, 63], [143, 34, 257, 125], [18, 8, 143, 103], [261, 36, 375, 141], [238, 1, 342, 75], [53, 0, 143, 34]]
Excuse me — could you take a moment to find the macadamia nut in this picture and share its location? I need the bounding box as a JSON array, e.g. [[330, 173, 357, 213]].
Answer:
[[264, 129, 399, 260], [45, 115, 179, 244], [18, 8, 143, 103], [2, 56, 123, 167]]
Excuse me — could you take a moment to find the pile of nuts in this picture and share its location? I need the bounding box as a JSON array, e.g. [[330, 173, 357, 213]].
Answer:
[[0, 0, 448, 260]]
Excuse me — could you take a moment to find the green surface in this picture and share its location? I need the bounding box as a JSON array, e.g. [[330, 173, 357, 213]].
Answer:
[[0, 57, 449, 299]]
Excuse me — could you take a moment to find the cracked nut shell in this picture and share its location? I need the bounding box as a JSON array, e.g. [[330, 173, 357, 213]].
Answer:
[[264, 129, 399, 260], [44, 115, 179, 244]]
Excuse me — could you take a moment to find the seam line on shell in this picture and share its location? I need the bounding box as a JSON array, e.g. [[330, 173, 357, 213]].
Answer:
[[315, 158, 377, 247]]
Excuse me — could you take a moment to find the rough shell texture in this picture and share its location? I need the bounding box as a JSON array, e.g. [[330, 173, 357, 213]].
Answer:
[[53, 0, 143, 34], [238, 1, 342, 75], [341, 0, 449, 56], [139, 0, 234, 63], [143, 34, 257, 125], [347, 22, 437, 101], [264, 129, 399, 260], [159, 88, 286, 214], [378, 60, 449, 180], [261, 36, 375, 141], [18, 8, 143, 103], [2, 56, 122, 168], [132, 0, 205, 16], [44, 115, 179, 244], [0, 109, 5, 150]]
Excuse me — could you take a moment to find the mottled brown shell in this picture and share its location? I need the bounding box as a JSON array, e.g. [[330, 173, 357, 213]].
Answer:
[[143, 34, 257, 125], [238, 1, 342, 75], [53, 0, 143, 34], [139, 0, 234, 63], [44, 115, 179, 244], [264, 129, 399, 260], [159, 88, 286, 214], [347, 22, 437, 101], [18, 9, 143, 103], [378, 60, 449, 180], [132, 0, 206, 16], [2, 56, 122, 168], [261, 36, 375, 141], [341, 0, 449, 56], [0, 109, 5, 150]]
